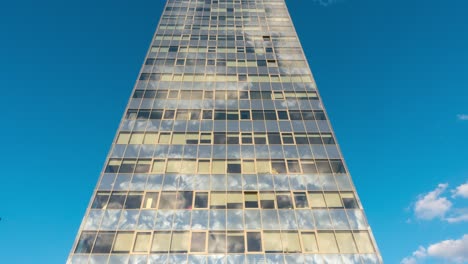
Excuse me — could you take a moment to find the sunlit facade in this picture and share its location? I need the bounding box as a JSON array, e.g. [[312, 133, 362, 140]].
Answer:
[[68, 0, 382, 263]]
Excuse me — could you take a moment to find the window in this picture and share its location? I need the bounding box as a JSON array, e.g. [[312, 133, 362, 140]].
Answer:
[[190, 232, 207, 252], [227, 160, 241, 173], [241, 133, 253, 144], [92, 232, 115, 253], [256, 160, 271, 174], [276, 193, 293, 209], [198, 160, 210, 174], [176, 191, 193, 209], [227, 192, 243, 209], [124, 192, 143, 209], [317, 232, 338, 253], [210, 192, 226, 209], [75, 231, 97, 253], [293, 192, 308, 208], [194, 192, 209, 208], [116, 133, 130, 144], [260, 192, 275, 209], [263, 231, 281, 253], [92, 192, 110, 209], [112, 232, 134, 253], [324, 193, 343, 208], [143, 192, 158, 209], [107, 192, 126, 209], [159, 192, 177, 209], [208, 232, 226, 253], [247, 232, 262, 252], [171, 232, 189, 253], [244, 192, 258, 208], [151, 232, 171, 252], [227, 232, 245, 253], [152, 160, 165, 173], [271, 160, 287, 174], [354, 231, 375, 253], [341, 192, 358, 208], [309, 192, 326, 208], [301, 160, 317, 173], [301, 232, 318, 253], [281, 232, 301, 253], [242, 160, 255, 174], [336, 231, 358, 253], [287, 160, 301, 173], [133, 232, 151, 253]]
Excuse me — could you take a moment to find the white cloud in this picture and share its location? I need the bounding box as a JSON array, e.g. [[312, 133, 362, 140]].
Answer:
[[427, 235, 468, 263], [452, 182, 468, 198], [401, 235, 468, 264], [414, 184, 452, 220], [457, 114, 468, 121], [401, 246, 426, 264]]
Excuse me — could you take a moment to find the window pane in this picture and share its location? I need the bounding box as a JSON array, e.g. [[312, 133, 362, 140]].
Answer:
[[317, 232, 338, 253], [92, 192, 110, 209], [75, 231, 97, 253], [324, 193, 343, 208], [125, 192, 143, 209], [276, 193, 293, 209], [143, 133, 157, 144], [166, 160, 181, 173], [301, 232, 318, 253], [260, 192, 275, 209], [194, 192, 209, 208], [341, 192, 358, 208], [244, 192, 258, 208], [133, 232, 151, 253], [354, 231, 375, 253], [143, 192, 158, 209], [116, 133, 130, 144], [263, 231, 282, 252], [256, 160, 270, 174], [309, 193, 326, 208], [242, 160, 255, 173], [227, 192, 243, 209], [190, 232, 207, 252], [171, 232, 189, 252], [159, 192, 177, 209], [293, 192, 309, 208], [181, 160, 196, 173], [158, 133, 171, 144], [227, 232, 245, 253], [130, 133, 144, 144], [336, 232, 358, 253], [212, 160, 226, 174], [176, 191, 193, 209], [151, 232, 171, 252], [92, 232, 115, 253], [198, 160, 210, 174], [152, 160, 165, 173], [107, 192, 126, 209], [282, 232, 301, 253], [113, 232, 134, 253], [208, 232, 226, 253], [247, 232, 262, 252], [210, 192, 226, 208]]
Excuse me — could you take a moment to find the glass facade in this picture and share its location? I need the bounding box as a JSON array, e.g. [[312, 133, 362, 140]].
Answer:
[[68, 0, 382, 263]]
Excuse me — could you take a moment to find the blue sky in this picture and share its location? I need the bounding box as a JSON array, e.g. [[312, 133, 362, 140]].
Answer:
[[0, 0, 467, 263]]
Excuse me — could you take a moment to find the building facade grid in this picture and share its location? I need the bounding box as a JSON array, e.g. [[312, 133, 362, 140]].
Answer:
[[68, 0, 382, 263]]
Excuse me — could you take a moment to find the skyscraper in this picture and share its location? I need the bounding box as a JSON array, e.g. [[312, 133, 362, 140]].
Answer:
[[68, 0, 382, 263]]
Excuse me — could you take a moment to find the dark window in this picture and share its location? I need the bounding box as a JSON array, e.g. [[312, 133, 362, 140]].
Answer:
[[330, 160, 346, 173], [194, 192, 209, 208], [268, 133, 281, 144], [92, 232, 115, 253], [289, 111, 302, 120], [155, 90, 168, 99], [251, 111, 264, 120], [214, 110, 226, 120], [75, 231, 97, 253], [119, 160, 136, 173], [257, 60, 267, 66], [208, 232, 226, 253], [302, 111, 315, 120], [137, 110, 150, 119], [214, 133, 226, 144], [176, 191, 193, 209], [227, 163, 241, 173], [264, 111, 277, 120], [240, 110, 251, 120], [168, 46, 179, 52], [287, 160, 301, 173], [250, 91, 261, 99], [277, 111, 289, 120], [133, 90, 144, 98], [227, 233, 245, 253], [247, 232, 262, 252], [124, 192, 143, 209], [163, 110, 175, 119], [203, 110, 213, 119], [276, 194, 293, 209], [150, 110, 163, 120], [92, 192, 110, 209], [271, 160, 287, 174], [294, 192, 309, 208], [107, 192, 126, 209], [314, 111, 326, 120], [143, 90, 156, 99]]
